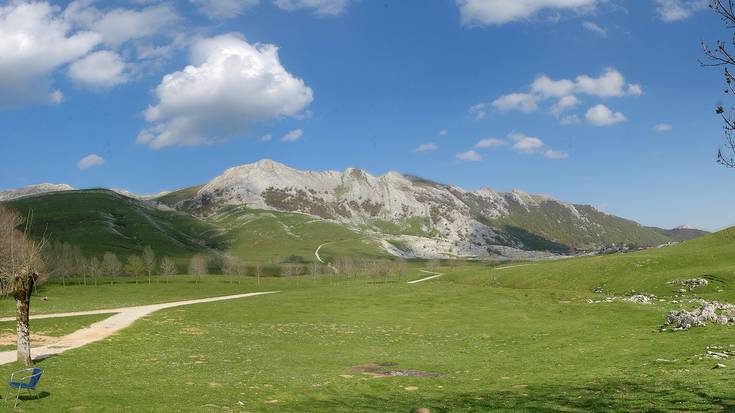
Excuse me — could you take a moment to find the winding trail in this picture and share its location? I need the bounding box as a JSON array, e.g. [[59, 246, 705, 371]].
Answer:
[[0, 291, 278, 366], [315, 242, 339, 273], [407, 270, 443, 284]]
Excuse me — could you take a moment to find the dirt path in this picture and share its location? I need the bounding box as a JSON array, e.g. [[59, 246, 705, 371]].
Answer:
[[407, 270, 443, 284], [0, 291, 278, 366], [315, 242, 339, 273], [494, 264, 532, 271]]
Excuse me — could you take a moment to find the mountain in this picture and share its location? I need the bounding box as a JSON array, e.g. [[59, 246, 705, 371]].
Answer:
[[0, 183, 74, 201], [0, 160, 707, 261], [154, 159, 706, 259]]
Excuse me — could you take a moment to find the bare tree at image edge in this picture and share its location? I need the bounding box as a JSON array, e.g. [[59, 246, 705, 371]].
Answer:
[[702, 1, 735, 167], [0, 206, 47, 366]]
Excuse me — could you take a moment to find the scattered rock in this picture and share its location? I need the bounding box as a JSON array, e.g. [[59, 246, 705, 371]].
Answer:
[[414, 408, 432, 413], [663, 301, 735, 330], [714, 363, 727, 369], [668, 278, 709, 291], [264, 400, 279, 404], [404, 386, 419, 391], [625, 294, 654, 304]]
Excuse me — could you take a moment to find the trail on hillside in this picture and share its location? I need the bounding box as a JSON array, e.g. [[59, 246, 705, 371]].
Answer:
[[407, 270, 443, 284], [0, 291, 278, 366], [314, 242, 340, 273]]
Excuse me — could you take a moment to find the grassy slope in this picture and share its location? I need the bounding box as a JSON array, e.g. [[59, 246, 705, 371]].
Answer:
[[208, 206, 387, 263], [154, 185, 203, 208], [5, 190, 226, 258], [1, 230, 735, 411]]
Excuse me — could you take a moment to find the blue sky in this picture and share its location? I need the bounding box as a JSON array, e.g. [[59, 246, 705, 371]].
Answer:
[[0, 0, 732, 230]]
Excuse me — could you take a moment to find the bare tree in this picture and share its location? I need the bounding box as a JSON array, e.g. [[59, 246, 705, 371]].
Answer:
[[102, 252, 122, 285], [142, 246, 156, 284], [160, 256, 177, 282], [0, 206, 47, 366], [88, 256, 101, 286], [125, 255, 145, 282], [188, 255, 207, 283], [703, 1, 735, 166], [223, 255, 244, 284]]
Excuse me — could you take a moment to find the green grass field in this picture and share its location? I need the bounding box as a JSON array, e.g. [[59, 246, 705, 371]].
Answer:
[[0, 230, 733, 411]]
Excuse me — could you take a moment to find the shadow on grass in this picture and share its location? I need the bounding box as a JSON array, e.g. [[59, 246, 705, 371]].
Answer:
[[14, 391, 50, 402], [278, 379, 735, 412]]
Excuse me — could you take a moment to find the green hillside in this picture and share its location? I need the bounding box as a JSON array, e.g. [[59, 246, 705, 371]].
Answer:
[[450, 226, 735, 298], [4, 189, 226, 258], [207, 206, 387, 263], [154, 185, 203, 208]]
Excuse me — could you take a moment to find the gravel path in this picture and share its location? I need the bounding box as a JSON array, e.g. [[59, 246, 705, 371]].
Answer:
[[0, 291, 278, 365]]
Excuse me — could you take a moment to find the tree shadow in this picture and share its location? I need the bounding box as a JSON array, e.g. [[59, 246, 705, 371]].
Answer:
[[277, 378, 735, 412]]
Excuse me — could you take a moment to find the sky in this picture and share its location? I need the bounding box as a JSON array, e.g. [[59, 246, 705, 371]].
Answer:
[[0, 0, 733, 231]]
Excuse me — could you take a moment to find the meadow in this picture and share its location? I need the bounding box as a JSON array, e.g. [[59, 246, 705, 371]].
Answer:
[[0, 230, 734, 411]]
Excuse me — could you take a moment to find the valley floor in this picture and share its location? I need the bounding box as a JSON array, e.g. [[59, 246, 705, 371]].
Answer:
[[2, 229, 735, 411]]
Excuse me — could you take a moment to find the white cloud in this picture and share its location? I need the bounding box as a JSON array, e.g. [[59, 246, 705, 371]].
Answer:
[[414, 143, 438, 152], [137, 33, 313, 149], [491, 93, 539, 113], [575, 68, 641, 97], [469, 103, 489, 119], [77, 153, 105, 170], [85, 4, 180, 47], [259, 134, 273, 142], [0, 1, 101, 107], [484, 68, 640, 122], [475, 138, 506, 148], [281, 128, 304, 142], [50, 90, 64, 104], [655, 0, 708, 22], [582, 21, 607, 37], [190, 0, 260, 19], [530, 75, 575, 98], [457, 0, 598, 26], [655, 123, 673, 132], [274, 0, 349, 15], [438, 129, 448, 136], [68, 50, 127, 88], [510, 132, 544, 153], [550, 95, 580, 116], [585, 104, 626, 126], [544, 149, 568, 159], [456, 150, 482, 161]]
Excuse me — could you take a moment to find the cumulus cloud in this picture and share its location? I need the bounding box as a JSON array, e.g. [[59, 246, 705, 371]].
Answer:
[[544, 149, 568, 159], [259, 134, 273, 142], [137, 33, 313, 149], [655, 0, 707, 22], [190, 0, 260, 19], [414, 143, 438, 152], [281, 128, 304, 142], [585, 104, 626, 126], [475, 138, 506, 148], [77, 153, 105, 169], [274, 0, 349, 15], [582, 21, 607, 36], [550, 95, 581, 116], [456, 150, 482, 161], [655, 123, 673, 132], [491, 93, 539, 113], [68, 50, 127, 88], [457, 0, 598, 26], [0, 1, 101, 107], [510, 132, 544, 153], [438, 129, 448, 136], [479, 68, 640, 124]]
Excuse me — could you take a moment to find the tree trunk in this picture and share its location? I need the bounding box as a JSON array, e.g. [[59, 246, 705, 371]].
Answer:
[[14, 272, 35, 366]]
